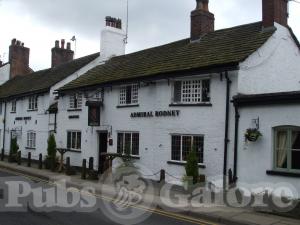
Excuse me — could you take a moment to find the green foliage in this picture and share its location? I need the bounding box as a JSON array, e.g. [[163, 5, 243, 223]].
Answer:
[[9, 138, 19, 162], [185, 147, 199, 185], [45, 134, 57, 171]]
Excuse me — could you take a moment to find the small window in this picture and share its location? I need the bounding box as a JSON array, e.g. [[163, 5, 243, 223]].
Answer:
[[117, 132, 139, 156], [173, 79, 210, 104], [27, 131, 36, 149], [171, 134, 204, 163], [11, 100, 16, 113], [69, 93, 83, 109], [119, 84, 139, 106], [274, 127, 300, 171], [28, 96, 38, 110], [67, 131, 81, 150]]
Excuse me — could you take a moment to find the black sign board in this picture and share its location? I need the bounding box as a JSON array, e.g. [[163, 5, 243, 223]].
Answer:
[[88, 106, 100, 126]]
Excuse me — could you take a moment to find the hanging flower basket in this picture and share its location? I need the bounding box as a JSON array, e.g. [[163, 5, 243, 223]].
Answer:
[[245, 128, 262, 142]]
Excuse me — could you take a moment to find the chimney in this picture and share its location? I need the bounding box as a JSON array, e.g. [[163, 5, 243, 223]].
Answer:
[[9, 38, 31, 78], [0, 60, 2, 67], [51, 39, 74, 67], [100, 16, 126, 61], [191, 0, 215, 41], [262, 0, 289, 28]]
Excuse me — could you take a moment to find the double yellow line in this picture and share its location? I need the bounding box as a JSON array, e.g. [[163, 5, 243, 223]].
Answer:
[[0, 168, 219, 225]]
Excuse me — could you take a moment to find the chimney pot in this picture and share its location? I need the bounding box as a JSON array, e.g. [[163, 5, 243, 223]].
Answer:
[[55, 40, 59, 48], [16, 40, 21, 46], [61, 39, 65, 49], [11, 38, 16, 45], [67, 42, 71, 50]]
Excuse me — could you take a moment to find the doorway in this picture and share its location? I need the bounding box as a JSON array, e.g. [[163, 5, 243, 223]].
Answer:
[[98, 132, 108, 174]]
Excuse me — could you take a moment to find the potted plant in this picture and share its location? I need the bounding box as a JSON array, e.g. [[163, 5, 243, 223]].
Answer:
[[245, 128, 262, 142], [183, 147, 199, 190]]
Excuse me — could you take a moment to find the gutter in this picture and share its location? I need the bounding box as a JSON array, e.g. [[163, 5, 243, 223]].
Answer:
[[223, 71, 231, 189], [2, 102, 7, 152], [233, 104, 240, 182]]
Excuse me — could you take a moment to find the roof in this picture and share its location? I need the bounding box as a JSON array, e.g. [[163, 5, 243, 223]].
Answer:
[[59, 22, 275, 92], [0, 52, 99, 99]]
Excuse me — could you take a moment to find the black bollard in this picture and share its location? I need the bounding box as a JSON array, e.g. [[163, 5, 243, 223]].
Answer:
[[66, 157, 70, 171], [27, 152, 31, 167], [38, 154, 43, 169], [160, 169, 165, 183], [81, 159, 87, 180], [17, 151, 21, 165], [89, 157, 94, 171], [1, 149, 3, 161]]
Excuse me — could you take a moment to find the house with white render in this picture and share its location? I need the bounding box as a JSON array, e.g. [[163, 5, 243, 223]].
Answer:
[[54, 0, 300, 191]]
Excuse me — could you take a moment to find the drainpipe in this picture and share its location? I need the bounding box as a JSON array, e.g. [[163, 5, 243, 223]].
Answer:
[[2, 102, 7, 152], [233, 104, 240, 183], [223, 71, 231, 190]]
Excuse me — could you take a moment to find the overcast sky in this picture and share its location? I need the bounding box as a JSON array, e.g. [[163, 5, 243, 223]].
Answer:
[[0, 0, 299, 70]]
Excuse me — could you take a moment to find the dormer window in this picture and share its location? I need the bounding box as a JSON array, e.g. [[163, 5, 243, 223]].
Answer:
[[69, 93, 83, 109], [173, 79, 210, 104], [28, 96, 38, 111], [119, 84, 139, 106]]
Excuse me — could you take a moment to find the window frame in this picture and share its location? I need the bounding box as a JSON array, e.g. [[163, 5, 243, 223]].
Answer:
[[117, 131, 140, 156], [11, 100, 16, 113], [170, 134, 204, 164], [273, 126, 300, 173], [69, 93, 83, 110], [119, 84, 139, 106], [172, 78, 211, 104], [28, 96, 38, 111], [67, 130, 82, 151], [26, 131, 36, 149]]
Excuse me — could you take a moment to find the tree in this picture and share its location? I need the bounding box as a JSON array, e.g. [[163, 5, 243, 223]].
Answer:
[[185, 147, 199, 184], [9, 137, 19, 162], [46, 134, 57, 171]]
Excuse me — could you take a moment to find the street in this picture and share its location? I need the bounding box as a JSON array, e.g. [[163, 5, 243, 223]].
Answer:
[[0, 169, 220, 225]]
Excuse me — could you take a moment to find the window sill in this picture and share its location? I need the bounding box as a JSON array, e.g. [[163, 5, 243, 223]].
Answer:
[[169, 103, 212, 107], [25, 147, 36, 150], [69, 115, 80, 119], [68, 149, 82, 153], [167, 161, 206, 168], [117, 104, 139, 108], [27, 109, 38, 112], [10, 112, 16, 114], [266, 170, 300, 178], [67, 109, 82, 112], [131, 155, 140, 159]]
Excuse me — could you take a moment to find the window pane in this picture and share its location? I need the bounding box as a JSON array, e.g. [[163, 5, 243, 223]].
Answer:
[[202, 80, 210, 102], [276, 130, 288, 169], [182, 136, 192, 161], [126, 86, 132, 104], [77, 132, 81, 149], [124, 133, 131, 154], [119, 87, 126, 105], [193, 136, 204, 163], [72, 132, 76, 149], [292, 131, 300, 170], [117, 133, 124, 154], [171, 135, 181, 161], [67, 132, 71, 149], [132, 133, 139, 155], [131, 85, 139, 104]]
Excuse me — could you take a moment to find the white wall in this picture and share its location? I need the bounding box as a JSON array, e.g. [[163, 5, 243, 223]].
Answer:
[[0, 64, 10, 85], [237, 104, 300, 191], [3, 94, 50, 160], [56, 72, 238, 184], [238, 23, 300, 95]]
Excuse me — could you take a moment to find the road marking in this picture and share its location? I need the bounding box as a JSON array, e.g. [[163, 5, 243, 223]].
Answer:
[[0, 168, 220, 225]]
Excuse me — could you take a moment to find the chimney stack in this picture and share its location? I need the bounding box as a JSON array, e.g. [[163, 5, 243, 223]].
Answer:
[[51, 39, 74, 67], [190, 0, 215, 41], [262, 0, 289, 28], [100, 16, 126, 61], [9, 38, 31, 78]]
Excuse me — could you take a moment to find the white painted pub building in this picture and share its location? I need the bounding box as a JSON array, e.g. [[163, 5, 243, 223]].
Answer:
[[0, 0, 300, 192]]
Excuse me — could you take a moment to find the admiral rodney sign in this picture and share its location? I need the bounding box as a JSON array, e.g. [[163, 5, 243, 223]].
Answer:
[[131, 110, 180, 118]]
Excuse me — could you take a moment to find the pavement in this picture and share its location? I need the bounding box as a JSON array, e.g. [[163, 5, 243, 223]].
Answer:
[[0, 159, 299, 225]]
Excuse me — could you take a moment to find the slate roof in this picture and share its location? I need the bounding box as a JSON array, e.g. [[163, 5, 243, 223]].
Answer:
[[0, 52, 99, 99], [59, 22, 275, 92]]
